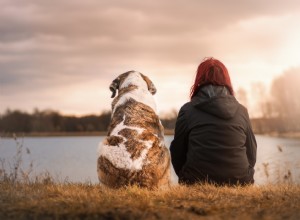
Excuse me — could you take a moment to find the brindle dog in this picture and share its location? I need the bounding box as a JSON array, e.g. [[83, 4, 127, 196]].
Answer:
[[97, 71, 170, 189]]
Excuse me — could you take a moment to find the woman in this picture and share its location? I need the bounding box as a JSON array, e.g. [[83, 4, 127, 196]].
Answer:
[[170, 57, 257, 185]]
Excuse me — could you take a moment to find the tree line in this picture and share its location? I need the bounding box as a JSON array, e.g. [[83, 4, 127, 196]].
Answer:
[[0, 109, 177, 134], [1, 69, 299, 135], [0, 109, 111, 134]]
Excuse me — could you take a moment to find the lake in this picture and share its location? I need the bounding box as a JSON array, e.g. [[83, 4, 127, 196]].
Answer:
[[0, 135, 300, 185]]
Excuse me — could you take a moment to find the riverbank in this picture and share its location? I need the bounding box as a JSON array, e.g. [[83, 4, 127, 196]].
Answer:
[[0, 129, 175, 138], [264, 131, 300, 139], [0, 131, 108, 138], [0, 181, 299, 220], [2, 130, 300, 139]]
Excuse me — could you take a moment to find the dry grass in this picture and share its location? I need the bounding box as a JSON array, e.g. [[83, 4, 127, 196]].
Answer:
[[0, 181, 299, 220]]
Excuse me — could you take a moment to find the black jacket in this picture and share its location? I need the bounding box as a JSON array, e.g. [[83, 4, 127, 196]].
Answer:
[[170, 85, 257, 185]]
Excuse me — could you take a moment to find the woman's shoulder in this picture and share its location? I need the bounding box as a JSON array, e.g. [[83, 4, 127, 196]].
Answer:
[[179, 101, 193, 112], [236, 102, 249, 115], [235, 102, 251, 123]]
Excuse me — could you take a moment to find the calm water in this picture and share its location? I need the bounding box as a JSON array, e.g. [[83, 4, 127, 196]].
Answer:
[[0, 135, 300, 185]]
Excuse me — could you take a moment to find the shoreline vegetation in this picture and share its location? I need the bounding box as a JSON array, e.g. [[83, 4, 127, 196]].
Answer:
[[266, 131, 300, 139], [1, 130, 300, 139], [0, 129, 174, 138]]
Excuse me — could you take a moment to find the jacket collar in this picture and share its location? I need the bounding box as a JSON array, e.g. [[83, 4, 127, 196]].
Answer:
[[195, 84, 230, 99]]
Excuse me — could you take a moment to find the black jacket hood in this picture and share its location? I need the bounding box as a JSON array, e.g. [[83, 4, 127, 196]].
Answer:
[[191, 85, 239, 119]]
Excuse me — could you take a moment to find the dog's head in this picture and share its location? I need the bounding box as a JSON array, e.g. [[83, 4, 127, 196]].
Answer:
[[109, 71, 157, 98]]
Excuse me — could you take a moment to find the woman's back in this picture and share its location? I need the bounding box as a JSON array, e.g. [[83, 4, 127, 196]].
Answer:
[[172, 85, 255, 184], [170, 58, 257, 185]]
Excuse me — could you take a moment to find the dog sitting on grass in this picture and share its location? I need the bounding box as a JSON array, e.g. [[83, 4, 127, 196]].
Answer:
[[97, 71, 170, 189]]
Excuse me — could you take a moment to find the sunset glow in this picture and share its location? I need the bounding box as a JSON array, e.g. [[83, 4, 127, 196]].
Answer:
[[1, 0, 300, 117]]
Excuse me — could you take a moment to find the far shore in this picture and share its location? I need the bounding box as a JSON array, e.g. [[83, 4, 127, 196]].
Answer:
[[262, 131, 300, 139], [1, 130, 300, 139], [0, 129, 175, 138]]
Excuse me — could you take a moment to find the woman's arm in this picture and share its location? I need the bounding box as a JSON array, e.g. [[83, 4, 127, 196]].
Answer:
[[170, 106, 189, 176]]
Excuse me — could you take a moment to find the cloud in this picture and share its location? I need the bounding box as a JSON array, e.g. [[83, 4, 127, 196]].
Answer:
[[1, 0, 300, 114]]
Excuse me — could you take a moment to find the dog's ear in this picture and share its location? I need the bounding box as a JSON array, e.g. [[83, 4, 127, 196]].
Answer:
[[141, 74, 157, 95], [109, 77, 120, 98]]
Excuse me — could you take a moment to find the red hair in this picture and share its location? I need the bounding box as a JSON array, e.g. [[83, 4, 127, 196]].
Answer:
[[190, 57, 234, 99]]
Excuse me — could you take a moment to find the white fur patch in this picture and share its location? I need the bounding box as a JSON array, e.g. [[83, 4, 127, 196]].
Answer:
[[112, 71, 157, 115], [98, 115, 153, 170]]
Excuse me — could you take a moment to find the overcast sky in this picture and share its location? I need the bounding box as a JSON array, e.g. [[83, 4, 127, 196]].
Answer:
[[1, 0, 300, 116]]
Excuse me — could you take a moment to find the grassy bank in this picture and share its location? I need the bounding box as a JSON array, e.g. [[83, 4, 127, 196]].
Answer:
[[0, 181, 299, 220]]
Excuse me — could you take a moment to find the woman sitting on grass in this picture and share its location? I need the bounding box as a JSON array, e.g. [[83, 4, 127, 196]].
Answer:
[[170, 57, 257, 186]]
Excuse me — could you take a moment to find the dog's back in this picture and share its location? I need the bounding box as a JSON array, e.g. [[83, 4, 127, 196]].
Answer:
[[97, 71, 170, 189]]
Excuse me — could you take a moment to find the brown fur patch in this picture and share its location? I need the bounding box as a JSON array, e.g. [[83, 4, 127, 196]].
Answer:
[[106, 136, 123, 146], [118, 128, 138, 138], [118, 128, 147, 160], [111, 98, 163, 136], [138, 130, 157, 142], [111, 84, 138, 111], [140, 73, 156, 94]]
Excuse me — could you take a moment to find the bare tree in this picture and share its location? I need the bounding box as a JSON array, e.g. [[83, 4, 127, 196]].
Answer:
[[271, 69, 300, 118], [236, 87, 248, 108], [270, 69, 300, 131], [251, 82, 273, 118]]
